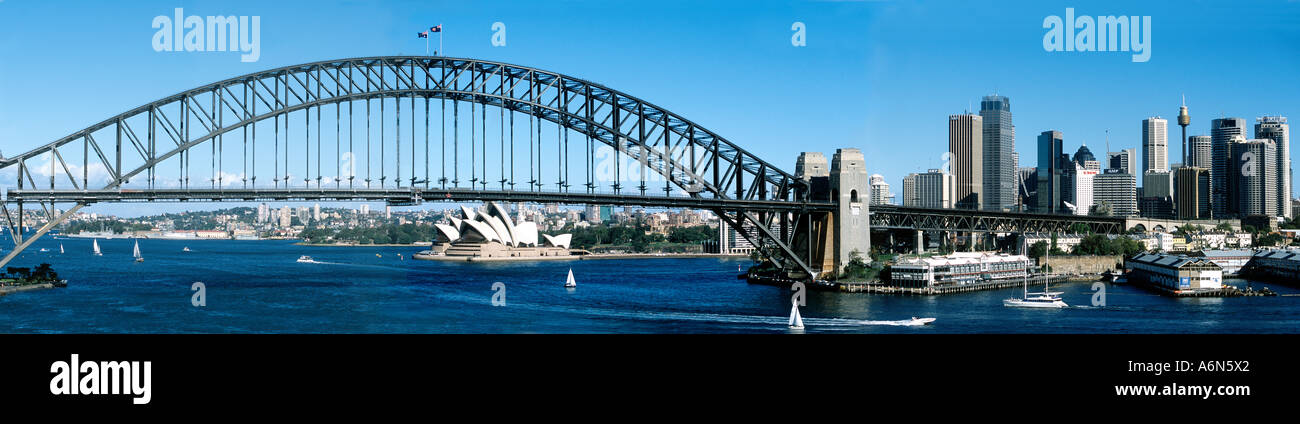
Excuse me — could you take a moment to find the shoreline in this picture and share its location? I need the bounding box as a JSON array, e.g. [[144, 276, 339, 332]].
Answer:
[[414, 253, 747, 262], [294, 242, 433, 247], [0, 283, 55, 296]]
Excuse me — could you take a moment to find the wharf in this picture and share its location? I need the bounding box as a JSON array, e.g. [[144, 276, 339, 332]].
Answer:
[[0, 283, 54, 296], [747, 274, 1074, 295], [1129, 281, 1277, 297]]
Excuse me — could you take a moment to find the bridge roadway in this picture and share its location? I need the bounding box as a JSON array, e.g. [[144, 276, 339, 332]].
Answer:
[[8, 186, 1128, 235], [5, 188, 830, 212]]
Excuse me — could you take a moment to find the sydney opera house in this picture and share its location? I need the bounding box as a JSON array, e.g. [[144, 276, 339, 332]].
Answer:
[[415, 202, 573, 260]]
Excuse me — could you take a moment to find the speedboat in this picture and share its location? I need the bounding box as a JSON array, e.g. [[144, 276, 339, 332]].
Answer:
[[296, 255, 317, 263], [909, 317, 937, 325]]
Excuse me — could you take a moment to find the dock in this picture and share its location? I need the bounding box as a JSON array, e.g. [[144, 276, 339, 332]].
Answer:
[[747, 274, 1075, 295], [0, 283, 55, 296]]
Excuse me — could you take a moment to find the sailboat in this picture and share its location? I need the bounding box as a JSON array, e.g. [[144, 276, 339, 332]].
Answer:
[[92, 239, 102, 256], [788, 301, 805, 329], [1004, 252, 1066, 308], [60, 244, 64, 254], [133, 239, 144, 263], [564, 268, 577, 288]]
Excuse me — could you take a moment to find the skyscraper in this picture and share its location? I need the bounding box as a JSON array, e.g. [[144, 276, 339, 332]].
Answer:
[[1141, 170, 1174, 219], [1230, 138, 1278, 217], [1210, 118, 1247, 218], [1256, 116, 1290, 218], [1142, 117, 1169, 173], [1175, 167, 1211, 220], [1036, 130, 1064, 214], [979, 95, 1014, 211], [869, 174, 893, 205], [1065, 162, 1096, 215], [903, 169, 954, 209], [1107, 148, 1136, 175], [948, 113, 983, 209], [1187, 135, 1212, 168], [1094, 169, 1138, 217]]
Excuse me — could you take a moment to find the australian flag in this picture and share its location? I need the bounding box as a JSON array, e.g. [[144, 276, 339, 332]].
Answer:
[[417, 31, 428, 38]]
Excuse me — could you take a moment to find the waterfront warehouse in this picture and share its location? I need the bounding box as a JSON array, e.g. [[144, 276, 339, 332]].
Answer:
[[889, 252, 1031, 288], [1124, 253, 1223, 292], [1245, 249, 1300, 281]]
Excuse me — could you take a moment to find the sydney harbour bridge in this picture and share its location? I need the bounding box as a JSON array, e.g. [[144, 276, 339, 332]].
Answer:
[[0, 56, 1125, 278]]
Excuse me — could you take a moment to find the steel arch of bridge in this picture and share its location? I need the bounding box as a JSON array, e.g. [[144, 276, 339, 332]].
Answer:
[[871, 206, 1125, 234], [0, 56, 825, 275]]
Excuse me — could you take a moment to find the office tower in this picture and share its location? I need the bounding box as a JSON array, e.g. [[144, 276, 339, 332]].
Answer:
[[1178, 98, 1190, 164], [1018, 167, 1037, 210], [903, 169, 954, 209], [1094, 169, 1138, 217], [359, 204, 371, 215], [1142, 117, 1169, 173], [1106, 148, 1136, 175], [948, 113, 984, 209], [1065, 162, 1096, 215], [1175, 167, 1211, 220], [1140, 170, 1174, 219], [869, 174, 893, 205], [1211, 118, 1247, 217], [1230, 139, 1278, 217], [1187, 135, 1212, 168], [1256, 116, 1291, 218], [1036, 130, 1064, 213], [979, 95, 1014, 211], [313, 203, 321, 221], [1074, 145, 1101, 172], [902, 174, 918, 207]]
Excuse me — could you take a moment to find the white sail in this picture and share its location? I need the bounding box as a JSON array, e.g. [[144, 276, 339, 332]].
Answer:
[[133, 240, 141, 258], [788, 302, 804, 329], [564, 268, 576, 288], [92, 239, 101, 255], [60, 244, 64, 254]]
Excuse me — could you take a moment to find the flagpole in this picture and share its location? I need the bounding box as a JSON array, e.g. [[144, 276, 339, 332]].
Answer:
[[439, 23, 443, 56]]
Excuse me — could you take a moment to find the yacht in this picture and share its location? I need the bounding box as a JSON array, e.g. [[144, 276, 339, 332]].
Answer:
[[92, 239, 102, 256], [183, 246, 192, 252], [1004, 272, 1067, 308], [133, 239, 144, 262], [564, 268, 577, 288], [788, 301, 805, 330], [296, 255, 317, 263]]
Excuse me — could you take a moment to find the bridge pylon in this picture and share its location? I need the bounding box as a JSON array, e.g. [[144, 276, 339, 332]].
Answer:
[[786, 149, 870, 279]]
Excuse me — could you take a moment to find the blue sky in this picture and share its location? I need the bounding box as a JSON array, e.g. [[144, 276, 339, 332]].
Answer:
[[2, 0, 1298, 217]]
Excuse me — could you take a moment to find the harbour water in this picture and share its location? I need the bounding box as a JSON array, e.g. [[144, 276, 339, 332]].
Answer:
[[2, 237, 1298, 333]]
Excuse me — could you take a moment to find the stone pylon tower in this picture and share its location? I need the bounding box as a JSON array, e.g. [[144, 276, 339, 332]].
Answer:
[[831, 148, 870, 275]]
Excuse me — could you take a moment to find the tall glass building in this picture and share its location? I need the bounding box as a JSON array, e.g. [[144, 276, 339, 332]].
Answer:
[[1211, 117, 1247, 217], [1255, 116, 1290, 219], [980, 95, 1015, 211], [1036, 130, 1064, 214]]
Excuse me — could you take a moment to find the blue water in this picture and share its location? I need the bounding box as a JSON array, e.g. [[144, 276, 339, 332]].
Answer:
[[2, 237, 1298, 333]]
